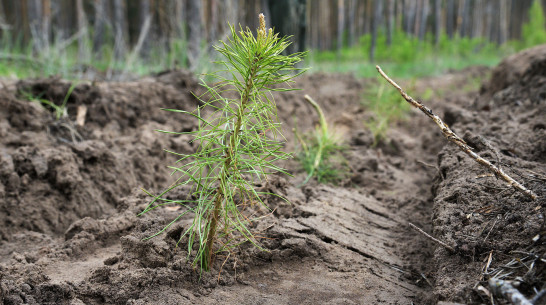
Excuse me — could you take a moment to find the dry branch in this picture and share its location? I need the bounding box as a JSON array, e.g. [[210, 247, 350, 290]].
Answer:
[[489, 278, 532, 305], [408, 222, 456, 253], [375, 66, 537, 201]]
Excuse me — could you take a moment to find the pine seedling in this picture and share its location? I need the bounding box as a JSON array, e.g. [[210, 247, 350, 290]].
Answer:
[[140, 14, 306, 272]]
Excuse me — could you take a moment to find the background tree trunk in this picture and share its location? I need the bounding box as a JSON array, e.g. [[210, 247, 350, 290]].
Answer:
[[498, 0, 508, 44], [28, 0, 42, 51], [484, 0, 493, 41], [41, 0, 51, 52], [337, 0, 345, 57], [113, 0, 127, 60], [93, 0, 106, 56], [395, 0, 403, 35], [0, 0, 6, 29], [472, 0, 484, 38], [187, 0, 203, 69], [21, 0, 30, 44], [139, 0, 152, 59], [76, 0, 87, 61], [458, 0, 470, 37], [369, 0, 382, 61], [434, 0, 441, 45], [446, 0, 455, 38], [347, 0, 357, 46], [386, 0, 394, 46], [418, 0, 429, 40], [406, 0, 417, 37]]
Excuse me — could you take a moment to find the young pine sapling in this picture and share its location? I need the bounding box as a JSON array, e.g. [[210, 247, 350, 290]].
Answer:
[[141, 14, 306, 272]]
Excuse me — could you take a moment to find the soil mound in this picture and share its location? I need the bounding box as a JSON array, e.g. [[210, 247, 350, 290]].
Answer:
[[0, 73, 200, 243], [483, 44, 546, 97], [429, 46, 546, 303]]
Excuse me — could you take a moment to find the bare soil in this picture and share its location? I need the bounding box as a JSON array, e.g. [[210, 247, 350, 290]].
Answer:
[[0, 45, 544, 305]]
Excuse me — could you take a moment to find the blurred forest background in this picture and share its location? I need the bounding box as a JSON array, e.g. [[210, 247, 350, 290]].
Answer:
[[0, 0, 545, 79]]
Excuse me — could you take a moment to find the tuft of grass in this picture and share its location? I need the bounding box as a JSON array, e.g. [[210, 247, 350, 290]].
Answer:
[[140, 14, 307, 272], [362, 77, 412, 145], [20, 82, 78, 120], [296, 95, 348, 185]]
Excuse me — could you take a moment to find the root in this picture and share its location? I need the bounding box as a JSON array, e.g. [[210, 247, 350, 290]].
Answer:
[[376, 66, 537, 201]]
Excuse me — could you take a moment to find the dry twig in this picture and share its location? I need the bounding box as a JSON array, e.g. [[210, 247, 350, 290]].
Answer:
[[376, 66, 537, 200], [408, 222, 456, 253], [489, 278, 532, 305]]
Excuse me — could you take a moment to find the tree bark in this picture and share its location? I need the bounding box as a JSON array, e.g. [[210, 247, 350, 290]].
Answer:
[[113, 0, 127, 60], [139, 0, 152, 59], [41, 0, 50, 52], [93, 0, 106, 56], [157, 0, 170, 50], [0, 0, 6, 28], [485, 0, 493, 42], [472, 0, 483, 38], [347, 0, 357, 46], [187, 0, 203, 70], [414, 0, 422, 37], [337, 0, 345, 57], [509, 0, 519, 40], [395, 0, 403, 35], [173, 0, 184, 39], [370, 0, 382, 61], [446, 0, 455, 38], [356, 0, 365, 37], [386, 0, 394, 46], [418, 0, 429, 40], [458, 0, 470, 37], [404, 0, 416, 36], [28, 0, 42, 51], [20, 0, 30, 44], [434, 0, 441, 45], [498, 0, 508, 44], [364, 0, 372, 34], [210, 0, 218, 42], [76, 0, 87, 61]]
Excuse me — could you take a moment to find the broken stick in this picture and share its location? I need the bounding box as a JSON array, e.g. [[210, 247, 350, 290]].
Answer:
[[375, 66, 537, 201], [408, 222, 456, 253], [489, 278, 532, 305]]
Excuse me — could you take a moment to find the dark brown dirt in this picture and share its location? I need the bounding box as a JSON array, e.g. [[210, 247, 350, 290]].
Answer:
[[428, 45, 546, 304], [0, 46, 544, 305]]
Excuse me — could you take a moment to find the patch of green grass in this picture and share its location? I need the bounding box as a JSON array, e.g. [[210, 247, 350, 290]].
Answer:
[[308, 33, 506, 79], [19, 82, 78, 120], [362, 77, 413, 144], [308, 1, 546, 79], [295, 95, 348, 185]]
